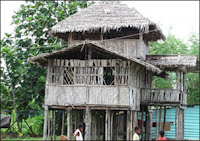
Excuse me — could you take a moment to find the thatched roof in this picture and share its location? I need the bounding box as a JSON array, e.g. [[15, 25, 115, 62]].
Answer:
[[146, 55, 198, 71], [49, 1, 165, 41], [29, 41, 162, 74]]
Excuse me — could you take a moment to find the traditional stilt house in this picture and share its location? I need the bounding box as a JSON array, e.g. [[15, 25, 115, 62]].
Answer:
[[29, 1, 198, 140]]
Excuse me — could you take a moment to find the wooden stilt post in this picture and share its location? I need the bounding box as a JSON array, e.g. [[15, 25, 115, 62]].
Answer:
[[163, 106, 166, 130], [61, 111, 65, 135], [43, 105, 48, 140], [51, 110, 53, 140], [53, 110, 56, 140], [141, 106, 144, 140], [132, 111, 138, 134], [179, 108, 184, 140], [145, 108, 148, 140], [159, 106, 162, 133], [85, 107, 91, 140], [92, 111, 97, 140], [48, 110, 50, 138], [105, 109, 111, 140], [156, 106, 159, 138], [175, 106, 179, 140], [67, 108, 72, 140], [130, 110, 133, 140], [148, 106, 152, 140], [126, 110, 131, 140], [110, 111, 113, 140]]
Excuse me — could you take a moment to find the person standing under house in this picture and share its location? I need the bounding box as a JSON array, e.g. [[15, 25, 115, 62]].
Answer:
[[74, 123, 84, 141], [133, 126, 141, 141], [157, 130, 167, 141]]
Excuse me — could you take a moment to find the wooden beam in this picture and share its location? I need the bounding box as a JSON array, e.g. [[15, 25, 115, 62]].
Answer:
[[53, 110, 56, 140], [43, 105, 48, 140], [68, 32, 73, 45], [163, 106, 166, 131], [156, 106, 159, 138], [130, 111, 133, 140], [105, 109, 111, 140], [85, 107, 91, 140], [175, 107, 179, 140], [159, 106, 162, 133], [100, 32, 103, 40], [139, 30, 143, 40], [67, 108, 72, 140], [47, 110, 50, 138], [132, 111, 138, 135], [141, 106, 144, 140], [148, 107, 152, 140], [126, 110, 131, 140], [179, 108, 184, 140]]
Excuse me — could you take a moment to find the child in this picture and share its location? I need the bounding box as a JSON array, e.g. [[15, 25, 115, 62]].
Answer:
[[74, 123, 83, 141], [157, 130, 167, 140], [133, 126, 141, 141]]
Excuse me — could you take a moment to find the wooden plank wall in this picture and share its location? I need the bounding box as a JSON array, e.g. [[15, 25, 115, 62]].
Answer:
[[45, 85, 137, 107], [69, 39, 148, 60]]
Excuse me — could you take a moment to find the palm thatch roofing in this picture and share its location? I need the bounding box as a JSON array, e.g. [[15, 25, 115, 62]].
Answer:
[[49, 1, 165, 41], [146, 55, 198, 72], [28, 41, 162, 74]]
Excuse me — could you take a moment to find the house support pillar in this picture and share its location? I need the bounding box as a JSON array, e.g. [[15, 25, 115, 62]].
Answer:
[[179, 108, 184, 140], [43, 105, 48, 140], [126, 110, 133, 140], [148, 106, 152, 140], [175, 106, 179, 139], [132, 110, 138, 135], [105, 109, 111, 140], [67, 108, 72, 140], [85, 106, 91, 140]]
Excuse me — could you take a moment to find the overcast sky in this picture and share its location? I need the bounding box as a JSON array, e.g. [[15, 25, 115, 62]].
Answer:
[[1, 1, 199, 42]]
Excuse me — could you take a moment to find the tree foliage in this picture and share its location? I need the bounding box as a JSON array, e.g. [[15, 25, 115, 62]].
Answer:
[[1, 1, 90, 123]]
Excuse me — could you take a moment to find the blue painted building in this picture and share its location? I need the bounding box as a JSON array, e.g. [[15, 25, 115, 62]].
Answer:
[[149, 105, 199, 140]]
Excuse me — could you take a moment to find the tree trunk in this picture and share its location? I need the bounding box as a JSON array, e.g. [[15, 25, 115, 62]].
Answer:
[[11, 85, 21, 133]]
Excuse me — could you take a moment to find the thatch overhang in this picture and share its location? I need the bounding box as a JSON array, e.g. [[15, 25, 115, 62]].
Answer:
[[146, 55, 198, 72], [49, 1, 165, 41], [28, 41, 162, 74]]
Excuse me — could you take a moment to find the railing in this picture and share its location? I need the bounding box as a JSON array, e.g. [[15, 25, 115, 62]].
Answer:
[[140, 88, 187, 105]]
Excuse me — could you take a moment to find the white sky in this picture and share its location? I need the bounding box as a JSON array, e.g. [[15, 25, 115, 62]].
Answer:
[[1, 1, 199, 42]]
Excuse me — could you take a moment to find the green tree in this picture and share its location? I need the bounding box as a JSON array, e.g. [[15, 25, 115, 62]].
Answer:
[[186, 33, 199, 105], [1, 1, 90, 133]]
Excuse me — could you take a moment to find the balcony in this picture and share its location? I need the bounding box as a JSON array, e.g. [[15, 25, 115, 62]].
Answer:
[[140, 88, 187, 106]]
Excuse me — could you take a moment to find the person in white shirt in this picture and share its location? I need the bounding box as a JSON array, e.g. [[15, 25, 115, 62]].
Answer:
[[133, 126, 141, 141], [74, 123, 83, 141]]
